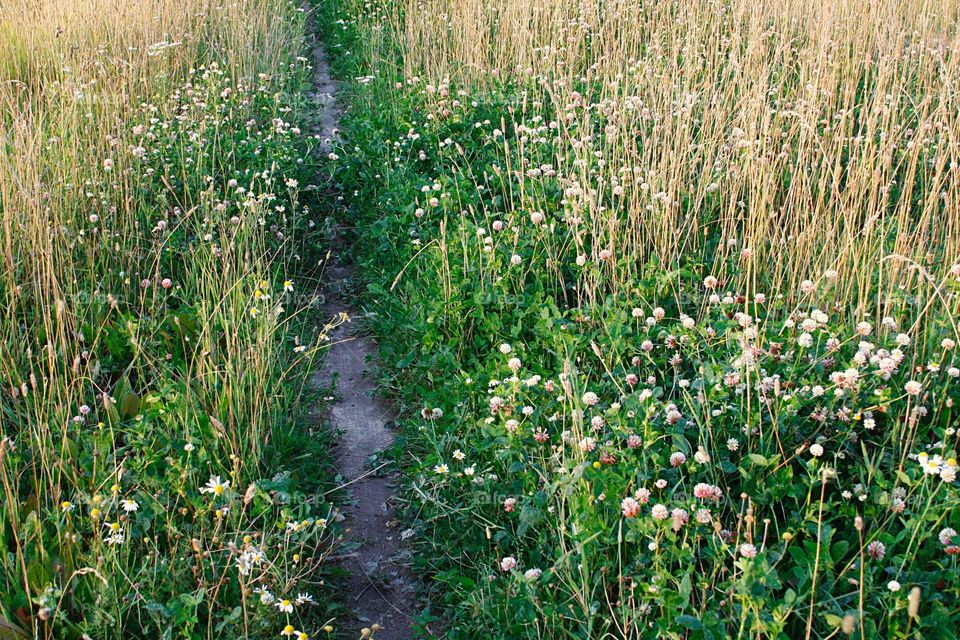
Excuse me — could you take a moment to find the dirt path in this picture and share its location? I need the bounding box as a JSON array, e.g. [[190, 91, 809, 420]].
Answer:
[[309, 37, 417, 640]]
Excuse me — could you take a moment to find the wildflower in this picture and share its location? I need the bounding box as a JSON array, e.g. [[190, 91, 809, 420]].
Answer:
[[621, 497, 641, 518], [942, 462, 957, 483], [671, 508, 689, 531], [739, 543, 758, 558], [693, 483, 723, 502], [727, 438, 740, 451], [582, 391, 599, 406], [275, 599, 294, 613], [904, 380, 923, 396], [284, 280, 294, 292], [295, 593, 315, 605], [524, 568, 542, 581], [121, 499, 139, 512], [104, 532, 125, 545], [503, 498, 517, 512], [452, 449, 465, 461], [887, 580, 901, 592], [433, 463, 449, 475], [651, 504, 669, 520], [867, 541, 886, 560], [499, 343, 512, 354], [200, 475, 230, 496], [809, 444, 824, 458], [703, 275, 718, 289], [282, 625, 296, 637], [917, 452, 942, 475], [500, 556, 517, 572], [669, 452, 687, 467], [236, 554, 252, 576], [250, 307, 260, 318], [933, 527, 958, 548], [61, 501, 74, 512]]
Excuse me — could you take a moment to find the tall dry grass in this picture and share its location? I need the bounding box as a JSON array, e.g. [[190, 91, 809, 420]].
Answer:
[[1, 1, 335, 637], [363, 0, 960, 339]]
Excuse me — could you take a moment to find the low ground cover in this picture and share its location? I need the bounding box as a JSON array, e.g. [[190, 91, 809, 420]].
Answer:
[[317, 0, 960, 636]]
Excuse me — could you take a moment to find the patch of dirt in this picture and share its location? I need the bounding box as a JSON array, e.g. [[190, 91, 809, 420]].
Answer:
[[309, 37, 417, 640]]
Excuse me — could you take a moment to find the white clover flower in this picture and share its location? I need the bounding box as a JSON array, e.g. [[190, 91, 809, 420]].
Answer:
[[650, 504, 669, 520], [939, 528, 957, 545]]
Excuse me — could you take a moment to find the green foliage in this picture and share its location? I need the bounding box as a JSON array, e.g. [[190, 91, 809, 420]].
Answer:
[[0, 6, 340, 639], [315, 0, 960, 637]]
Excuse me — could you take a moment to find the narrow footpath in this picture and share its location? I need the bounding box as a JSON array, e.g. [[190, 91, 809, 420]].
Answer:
[[309, 35, 416, 640]]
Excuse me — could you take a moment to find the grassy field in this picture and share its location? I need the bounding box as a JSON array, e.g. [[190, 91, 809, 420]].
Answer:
[[0, 1, 342, 638], [4, 0, 960, 637], [317, 0, 960, 637]]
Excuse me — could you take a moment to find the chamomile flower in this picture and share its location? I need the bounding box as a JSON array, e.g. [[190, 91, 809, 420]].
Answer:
[[200, 475, 230, 496]]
